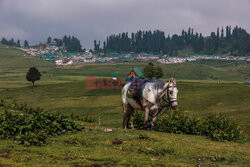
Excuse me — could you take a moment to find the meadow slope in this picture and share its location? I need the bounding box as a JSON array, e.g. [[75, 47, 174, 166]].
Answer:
[[0, 47, 249, 166]]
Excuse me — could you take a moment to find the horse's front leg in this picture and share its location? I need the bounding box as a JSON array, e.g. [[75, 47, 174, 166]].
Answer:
[[151, 116, 157, 130], [150, 105, 160, 130], [144, 107, 150, 129]]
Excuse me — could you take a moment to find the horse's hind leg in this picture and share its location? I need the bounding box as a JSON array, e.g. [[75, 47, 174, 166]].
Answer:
[[123, 104, 134, 129], [143, 107, 150, 129]]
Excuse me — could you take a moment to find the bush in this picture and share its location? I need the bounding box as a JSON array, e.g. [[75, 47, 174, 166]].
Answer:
[[131, 110, 246, 142], [130, 110, 147, 129], [156, 111, 203, 135], [0, 100, 84, 146], [202, 114, 245, 142]]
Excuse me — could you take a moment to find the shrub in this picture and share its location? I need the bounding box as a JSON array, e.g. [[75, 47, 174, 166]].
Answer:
[[130, 110, 146, 129], [156, 111, 203, 135], [131, 110, 246, 142], [0, 100, 84, 146], [202, 114, 245, 141]]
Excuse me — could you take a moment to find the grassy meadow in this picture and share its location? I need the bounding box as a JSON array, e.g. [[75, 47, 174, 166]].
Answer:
[[0, 47, 250, 166]]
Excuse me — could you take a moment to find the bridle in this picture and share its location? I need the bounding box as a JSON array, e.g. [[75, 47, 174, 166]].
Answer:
[[150, 81, 177, 118], [166, 84, 178, 104]]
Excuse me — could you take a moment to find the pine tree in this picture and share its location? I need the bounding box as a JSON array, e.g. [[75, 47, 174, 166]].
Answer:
[[24, 40, 29, 48], [9, 38, 16, 46], [221, 27, 224, 39], [98, 26, 250, 56], [47, 36, 52, 44], [16, 39, 21, 47]]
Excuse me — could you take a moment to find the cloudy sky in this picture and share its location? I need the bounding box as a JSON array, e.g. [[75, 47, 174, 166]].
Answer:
[[0, 0, 250, 48]]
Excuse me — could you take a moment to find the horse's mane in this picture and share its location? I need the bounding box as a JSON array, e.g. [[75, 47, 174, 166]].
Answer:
[[168, 78, 176, 84]]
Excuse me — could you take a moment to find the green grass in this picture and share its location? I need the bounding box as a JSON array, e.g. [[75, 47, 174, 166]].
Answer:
[[0, 47, 54, 69], [43, 61, 249, 81], [0, 47, 250, 166], [0, 125, 249, 166], [1, 81, 249, 134], [0, 47, 249, 91], [0, 47, 55, 90]]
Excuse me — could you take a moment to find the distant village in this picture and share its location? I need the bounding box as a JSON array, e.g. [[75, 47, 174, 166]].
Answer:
[[19, 41, 250, 66]]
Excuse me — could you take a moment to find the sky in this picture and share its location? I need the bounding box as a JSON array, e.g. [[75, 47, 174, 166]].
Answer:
[[0, 0, 250, 49]]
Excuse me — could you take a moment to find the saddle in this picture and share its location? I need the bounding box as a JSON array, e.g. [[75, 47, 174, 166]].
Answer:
[[126, 78, 149, 109]]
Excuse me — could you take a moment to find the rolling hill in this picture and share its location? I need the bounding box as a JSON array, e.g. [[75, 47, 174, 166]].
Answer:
[[0, 47, 249, 166]]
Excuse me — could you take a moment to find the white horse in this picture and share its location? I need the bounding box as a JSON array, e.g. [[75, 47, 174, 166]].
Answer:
[[121, 78, 178, 129]]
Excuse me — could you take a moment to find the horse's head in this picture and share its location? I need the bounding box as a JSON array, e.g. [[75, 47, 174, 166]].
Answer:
[[166, 78, 178, 110]]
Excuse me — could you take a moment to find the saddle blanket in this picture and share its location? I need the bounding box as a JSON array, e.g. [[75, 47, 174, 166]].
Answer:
[[126, 78, 148, 98]]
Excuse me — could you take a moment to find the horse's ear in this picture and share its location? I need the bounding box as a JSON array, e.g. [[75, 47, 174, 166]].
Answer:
[[172, 78, 176, 84], [169, 78, 176, 84], [163, 81, 168, 89]]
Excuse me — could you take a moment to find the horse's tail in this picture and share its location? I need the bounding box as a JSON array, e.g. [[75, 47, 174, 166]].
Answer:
[[121, 83, 129, 104]]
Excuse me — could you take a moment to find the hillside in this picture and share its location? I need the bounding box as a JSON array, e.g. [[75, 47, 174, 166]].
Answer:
[[0, 47, 55, 89], [43, 61, 249, 82], [0, 47, 54, 69], [1, 80, 249, 133], [0, 47, 249, 166], [0, 123, 249, 166]]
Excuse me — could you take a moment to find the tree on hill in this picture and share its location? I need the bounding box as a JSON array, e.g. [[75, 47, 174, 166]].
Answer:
[[9, 38, 16, 47], [26, 67, 41, 87], [53, 38, 63, 47], [143, 63, 164, 79], [143, 62, 155, 79], [1, 38, 8, 45], [24, 40, 29, 48], [62, 35, 82, 52], [154, 65, 164, 79], [16, 39, 21, 47], [47, 36, 52, 44], [1, 37, 16, 47], [94, 40, 101, 52]]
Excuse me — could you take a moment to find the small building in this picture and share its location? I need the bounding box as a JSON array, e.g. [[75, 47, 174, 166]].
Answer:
[[109, 52, 119, 56], [68, 53, 77, 56], [126, 68, 144, 79], [112, 74, 117, 80]]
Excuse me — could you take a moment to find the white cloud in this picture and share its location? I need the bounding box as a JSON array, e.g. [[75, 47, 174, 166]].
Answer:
[[0, 21, 30, 40]]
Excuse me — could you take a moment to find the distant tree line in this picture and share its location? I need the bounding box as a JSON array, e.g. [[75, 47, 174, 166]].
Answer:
[[1, 35, 83, 52], [95, 26, 250, 56], [1, 38, 29, 48], [47, 35, 82, 52], [62, 35, 82, 52]]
